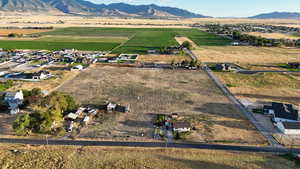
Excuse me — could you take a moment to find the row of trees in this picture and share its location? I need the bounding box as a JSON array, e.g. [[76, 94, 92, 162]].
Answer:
[[232, 31, 283, 47], [13, 90, 78, 135]]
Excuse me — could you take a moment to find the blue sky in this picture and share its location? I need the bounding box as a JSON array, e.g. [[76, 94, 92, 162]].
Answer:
[[89, 0, 300, 17]]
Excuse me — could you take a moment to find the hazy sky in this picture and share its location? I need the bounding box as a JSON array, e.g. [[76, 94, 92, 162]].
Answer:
[[89, 0, 300, 17]]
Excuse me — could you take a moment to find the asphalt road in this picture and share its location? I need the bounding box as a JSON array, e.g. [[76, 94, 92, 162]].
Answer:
[[0, 138, 298, 153], [236, 70, 300, 74]]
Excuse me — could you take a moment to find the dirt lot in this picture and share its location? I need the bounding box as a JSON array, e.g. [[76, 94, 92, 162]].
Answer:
[[57, 65, 265, 144], [196, 46, 300, 64], [137, 54, 190, 64], [0, 144, 297, 169]]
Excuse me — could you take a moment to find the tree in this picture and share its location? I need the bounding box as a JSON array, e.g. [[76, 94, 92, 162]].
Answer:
[[181, 41, 192, 50], [13, 114, 31, 135], [31, 88, 42, 96]]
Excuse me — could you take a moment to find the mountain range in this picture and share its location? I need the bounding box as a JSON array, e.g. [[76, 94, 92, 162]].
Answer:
[[0, 0, 209, 18], [250, 12, 300, 19]]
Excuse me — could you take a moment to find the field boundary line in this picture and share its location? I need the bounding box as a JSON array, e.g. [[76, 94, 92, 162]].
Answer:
[[110, 33, 137, 54]]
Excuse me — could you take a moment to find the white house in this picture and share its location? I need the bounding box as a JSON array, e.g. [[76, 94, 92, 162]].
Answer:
[[277, 122, 300, 135], [4, 90, 24, 114]]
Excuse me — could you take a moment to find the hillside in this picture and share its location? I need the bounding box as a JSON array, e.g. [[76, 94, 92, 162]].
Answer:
[[0, 0, 209, 18], [250, 12, 300, 19], [0, 0, 57, 12]]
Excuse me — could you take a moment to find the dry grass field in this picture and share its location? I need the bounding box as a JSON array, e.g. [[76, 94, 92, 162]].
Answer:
[[245, 32, 299, 40], [193, 44, 300, 107], [0, 14, 300, 28], [0, 29, 51, 36], [196, 46, 300, 64], [215, 72, 300, 107], [137, 54, 191, 63], [0, 144, 297, 169], [9, 65, 80, 93], [57, 65, 265, 144]]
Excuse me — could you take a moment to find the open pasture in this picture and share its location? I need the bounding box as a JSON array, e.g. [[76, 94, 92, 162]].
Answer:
[[0, 144, 298, 169], [0, 27, 231, 52]]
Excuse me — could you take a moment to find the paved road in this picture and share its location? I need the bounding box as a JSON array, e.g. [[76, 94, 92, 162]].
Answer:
[[185, 49, 281, 147], [236, 70, 300, 74], [0, 138, 297, 153]]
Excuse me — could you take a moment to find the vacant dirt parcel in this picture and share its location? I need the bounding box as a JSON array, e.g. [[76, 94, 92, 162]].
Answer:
[[58, 66, 265, 144], [0, 144, 297, 169]]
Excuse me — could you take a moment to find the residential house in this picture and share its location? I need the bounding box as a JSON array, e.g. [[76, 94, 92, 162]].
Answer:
[[64, 113, 78, 121], [82, 116, 90, 126], [106, 102, 130, 113], [215, 63, 234, 71], [4, 90, 24, 114], [277, 122, 300, 135], [115, 105, 130, 113], [71, 65, 83, 71], [32, 71, 51, 80], [173, 122, 191, 133], [107, 102, 117, 112], [263, 102, 299, 123]]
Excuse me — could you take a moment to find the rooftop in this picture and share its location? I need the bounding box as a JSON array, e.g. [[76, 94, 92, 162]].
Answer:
[[282, 122, 300, 130]]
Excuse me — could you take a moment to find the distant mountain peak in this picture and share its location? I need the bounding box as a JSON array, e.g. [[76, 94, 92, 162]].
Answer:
[[250, 11, 300, 19], [0, 0, 210, 18]]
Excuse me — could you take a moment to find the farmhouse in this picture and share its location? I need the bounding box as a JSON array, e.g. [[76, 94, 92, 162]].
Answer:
[[277, 122, 300, 135], [173, 122, 191, 133], [4, 90, 24, 114], [263, 102, 299, 123]]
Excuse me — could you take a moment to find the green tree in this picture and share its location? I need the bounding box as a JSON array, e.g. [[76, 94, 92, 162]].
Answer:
[[13, 114, 31, 135], [181, 41, 192, 49]]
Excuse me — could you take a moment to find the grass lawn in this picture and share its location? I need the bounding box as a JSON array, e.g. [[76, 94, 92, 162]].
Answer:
[[0, 144, 298, 169]]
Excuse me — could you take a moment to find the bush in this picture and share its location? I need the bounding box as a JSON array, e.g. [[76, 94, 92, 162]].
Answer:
[[7, 33, 23, 38], [13, 114, 31, 135]]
